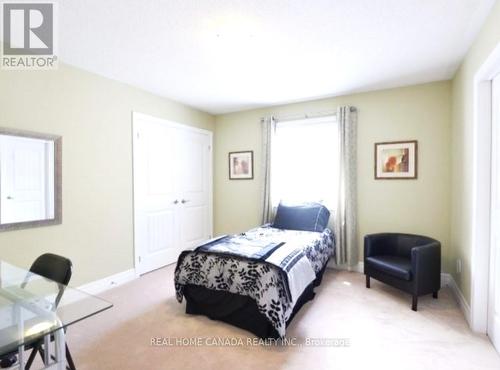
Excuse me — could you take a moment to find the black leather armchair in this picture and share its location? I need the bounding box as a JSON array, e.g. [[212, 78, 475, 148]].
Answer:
[[364, 233, 441, 311]]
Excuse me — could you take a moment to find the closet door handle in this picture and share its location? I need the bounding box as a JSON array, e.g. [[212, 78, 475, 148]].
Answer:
[[173, 200, 179, 204], [181, 199, 189, 204]]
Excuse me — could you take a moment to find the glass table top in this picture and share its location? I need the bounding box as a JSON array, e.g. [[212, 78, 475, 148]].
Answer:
[[0, 260, 113, 355]]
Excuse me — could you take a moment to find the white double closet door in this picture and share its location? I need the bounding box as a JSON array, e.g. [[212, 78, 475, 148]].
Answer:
[[133, 113, 212, 275]]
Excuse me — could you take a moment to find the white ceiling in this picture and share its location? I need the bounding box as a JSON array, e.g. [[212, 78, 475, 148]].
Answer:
[[58, 0, 496, 114]]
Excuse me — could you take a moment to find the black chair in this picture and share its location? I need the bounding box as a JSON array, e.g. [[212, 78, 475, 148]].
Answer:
[[364, 233, 441, 311], [0, 253, 76, 370]]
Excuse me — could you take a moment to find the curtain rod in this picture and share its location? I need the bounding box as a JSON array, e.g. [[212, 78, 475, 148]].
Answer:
[[261, 107, 356, 123]]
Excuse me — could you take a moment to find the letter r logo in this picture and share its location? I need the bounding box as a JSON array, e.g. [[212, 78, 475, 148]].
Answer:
[[3, 3, 54, 55]]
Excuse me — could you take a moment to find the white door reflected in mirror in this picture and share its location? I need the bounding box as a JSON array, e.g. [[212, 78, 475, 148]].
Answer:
[[0, 134, 55, 224]]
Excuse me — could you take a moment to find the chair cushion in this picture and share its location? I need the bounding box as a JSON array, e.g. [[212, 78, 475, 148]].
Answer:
[[366, 255, 412, 281]]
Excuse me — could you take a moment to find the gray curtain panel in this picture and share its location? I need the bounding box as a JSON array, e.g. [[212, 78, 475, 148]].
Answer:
[[335, 106, 358, 268], [261, 116, 275, 224]]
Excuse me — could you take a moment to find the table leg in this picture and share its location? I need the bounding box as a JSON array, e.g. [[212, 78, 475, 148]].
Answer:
[[17, 344, 25, 370], [15, 302, 25, 370], [53, 327, 66, 370], [44, 334, 50, 364]]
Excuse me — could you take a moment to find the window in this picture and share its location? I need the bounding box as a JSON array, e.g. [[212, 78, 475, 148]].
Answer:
[[271, 115, 339, 209]]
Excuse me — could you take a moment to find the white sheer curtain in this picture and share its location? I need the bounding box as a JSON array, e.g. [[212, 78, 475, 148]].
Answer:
[[261, 116, 275, 224], [334, 106, 358, 268]]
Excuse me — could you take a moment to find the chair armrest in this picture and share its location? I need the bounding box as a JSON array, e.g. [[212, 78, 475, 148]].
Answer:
[[411, 242, 441, 294]]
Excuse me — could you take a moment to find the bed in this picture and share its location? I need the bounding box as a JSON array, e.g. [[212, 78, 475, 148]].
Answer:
[[174, 203, 335, 338]]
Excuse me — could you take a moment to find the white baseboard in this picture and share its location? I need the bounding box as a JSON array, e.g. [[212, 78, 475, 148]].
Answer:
[[78, 268, 138, 296], [441, 272, 471, 326]]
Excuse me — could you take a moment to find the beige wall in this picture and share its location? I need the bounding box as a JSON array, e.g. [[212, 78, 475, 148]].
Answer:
[[0, 64, 214, 286], [450, 2, 500, 304], [214, 81, 452, 269]]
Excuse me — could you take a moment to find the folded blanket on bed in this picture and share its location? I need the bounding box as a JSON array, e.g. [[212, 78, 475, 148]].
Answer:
[[195, 234, 316, 306], [196, 235, 284, 260]]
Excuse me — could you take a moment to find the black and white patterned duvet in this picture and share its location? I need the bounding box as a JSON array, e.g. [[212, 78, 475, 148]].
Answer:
[[174, 226, 335, 337]]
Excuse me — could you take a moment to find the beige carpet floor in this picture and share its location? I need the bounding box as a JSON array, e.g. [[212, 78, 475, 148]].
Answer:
[[50, 266, 500, 370]]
